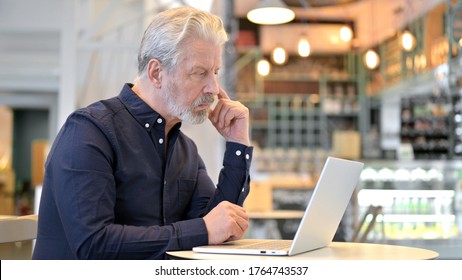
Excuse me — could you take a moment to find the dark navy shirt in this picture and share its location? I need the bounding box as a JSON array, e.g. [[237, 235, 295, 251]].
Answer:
[[32, 83, 253, 259]]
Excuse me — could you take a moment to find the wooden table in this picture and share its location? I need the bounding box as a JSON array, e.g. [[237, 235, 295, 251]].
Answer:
[[167, 241, 439, 260]]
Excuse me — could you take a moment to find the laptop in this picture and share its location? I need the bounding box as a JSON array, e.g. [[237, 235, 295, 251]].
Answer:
[[193, 156, 364, 256]]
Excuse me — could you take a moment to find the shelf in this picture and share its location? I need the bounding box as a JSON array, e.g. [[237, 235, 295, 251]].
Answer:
[[242, 51, 360, 149], [400, 93, 454, 159], [264, 73, 321, 82], [379, 214, 455, 223], [361, 159, 462, 169], [358, 189, 455, 199], [245, 79, 360, 149], [246, 94, 332, 148], [400, 130, 449, 137], [356, 181, 459, 240], [325, 113, 359, 117], [401, 116, 449, 122]]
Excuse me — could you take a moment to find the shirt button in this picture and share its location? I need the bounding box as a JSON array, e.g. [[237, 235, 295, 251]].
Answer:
[[159, 138, 164, 144], [157, 118, 163, 124], [245, 154, 250, 160], [145, 123, 150, 128], [241, 187, 245, 193], [235, 150, 242, 156]]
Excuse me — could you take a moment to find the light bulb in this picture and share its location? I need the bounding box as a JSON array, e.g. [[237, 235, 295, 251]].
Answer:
[[340, 26, 353, 42], [257, 59, 271, 76], [420, 54, 427, 68], [401, 30, 415, 51], [364, 49, 380, 70], [298, 36, 311, 57], [271, 46, 288, 65], [247, 0, 295, 25]]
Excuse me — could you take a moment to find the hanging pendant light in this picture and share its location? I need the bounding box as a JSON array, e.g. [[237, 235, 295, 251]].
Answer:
[[297, 34, 311, 57], [247, 0, 295, 25], [271, 46, 288, 65], [363, 0, 380, 70], [340, 25, 353, 42], [401, 30, 416, 51], [257, 58, 271, 76], [363, 49, 380, 70]]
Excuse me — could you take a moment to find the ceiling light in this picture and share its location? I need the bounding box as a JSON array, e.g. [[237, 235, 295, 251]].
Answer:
[[271, 46, 288, 65], [247, 0, 295, 25], [419, 54, 427, 69], [340, 25, 353, 42], [310, 94, 319, 104], [297, 35, 311, 57], [257, 58, 271, 76], [401, 30, 416, 51], [363, 49, 380, 70], [363, 0, 379, 70]]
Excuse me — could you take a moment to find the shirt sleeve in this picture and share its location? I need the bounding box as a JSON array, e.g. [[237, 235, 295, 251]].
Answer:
[[203, 142, 253, 210]]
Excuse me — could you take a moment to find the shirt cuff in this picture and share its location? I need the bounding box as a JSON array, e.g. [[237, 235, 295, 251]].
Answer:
[[223, 142, 253, 170], [175, 218, 209, 249]]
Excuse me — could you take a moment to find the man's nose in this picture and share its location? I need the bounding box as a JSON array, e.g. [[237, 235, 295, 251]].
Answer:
[[205, 75, 219, 96]]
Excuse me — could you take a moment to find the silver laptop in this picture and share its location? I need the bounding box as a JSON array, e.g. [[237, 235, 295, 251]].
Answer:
[[193, 157, 364, 256]]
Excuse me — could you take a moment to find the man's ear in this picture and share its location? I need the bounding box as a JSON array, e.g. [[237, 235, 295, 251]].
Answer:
[[146, 58, 162, 88]]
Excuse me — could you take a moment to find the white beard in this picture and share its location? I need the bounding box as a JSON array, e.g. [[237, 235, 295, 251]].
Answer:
[[164, 80, 214, 125]]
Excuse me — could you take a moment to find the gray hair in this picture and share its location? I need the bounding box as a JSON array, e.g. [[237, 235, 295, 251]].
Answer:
[[137, 6, 228, 78]]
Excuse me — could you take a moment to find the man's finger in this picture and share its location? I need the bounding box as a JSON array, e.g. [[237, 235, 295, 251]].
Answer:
[[218, 87, 230, 100], [235, 214, 249, 232]]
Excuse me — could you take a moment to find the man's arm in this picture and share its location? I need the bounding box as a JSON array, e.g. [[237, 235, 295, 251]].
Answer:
[[200, 87, 253, 244], [206, 87, 253, 206]]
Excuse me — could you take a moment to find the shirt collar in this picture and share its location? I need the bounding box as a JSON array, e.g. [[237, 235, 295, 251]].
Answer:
[[117, 83, 162, 132]]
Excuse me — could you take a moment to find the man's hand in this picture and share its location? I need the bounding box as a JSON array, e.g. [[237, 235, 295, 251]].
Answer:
[[203, 201, 249, 244], [208, 87, 251, 146]]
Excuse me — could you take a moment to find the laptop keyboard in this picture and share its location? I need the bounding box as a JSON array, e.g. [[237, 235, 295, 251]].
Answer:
[[239, 240, 292, 250]]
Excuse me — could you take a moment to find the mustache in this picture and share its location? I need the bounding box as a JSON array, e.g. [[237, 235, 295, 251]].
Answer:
[[192, 94, 215, 108]]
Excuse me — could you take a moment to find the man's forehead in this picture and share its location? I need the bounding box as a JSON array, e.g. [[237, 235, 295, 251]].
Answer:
[[181, 52, 222, 70]]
